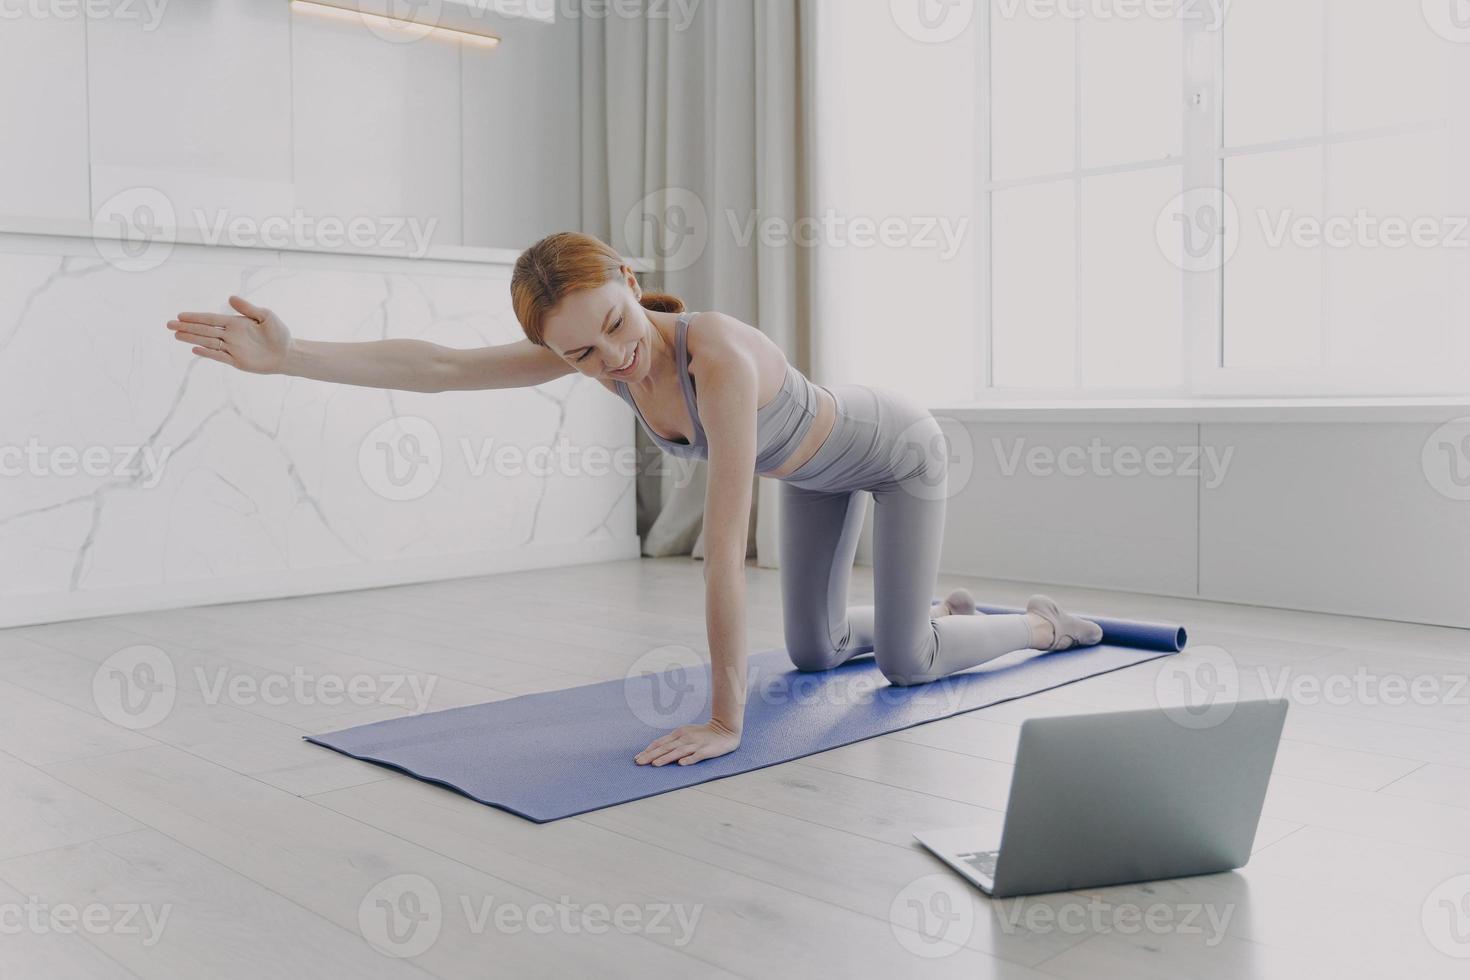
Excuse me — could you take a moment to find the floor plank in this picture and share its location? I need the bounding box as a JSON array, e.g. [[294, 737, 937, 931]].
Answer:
[[0, 830, 431, 979], [0, 750, 140, 862], [40, 744, 717, 978]]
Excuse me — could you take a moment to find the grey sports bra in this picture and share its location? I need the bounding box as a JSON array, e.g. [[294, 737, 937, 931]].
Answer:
[[612, 311, 824, 472]]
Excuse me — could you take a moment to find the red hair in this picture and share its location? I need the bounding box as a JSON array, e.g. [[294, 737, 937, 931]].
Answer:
[[511, 231, 684, 346]]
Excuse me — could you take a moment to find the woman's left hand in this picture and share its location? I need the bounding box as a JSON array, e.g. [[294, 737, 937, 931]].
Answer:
[[634, 719, 741, 767]]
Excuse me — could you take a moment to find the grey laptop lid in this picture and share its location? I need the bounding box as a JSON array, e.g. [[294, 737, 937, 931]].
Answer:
[[991, 698, 1288, 898]]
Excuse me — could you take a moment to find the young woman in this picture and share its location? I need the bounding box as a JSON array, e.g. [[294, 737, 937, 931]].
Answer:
[[166, 231, 1103, 769]]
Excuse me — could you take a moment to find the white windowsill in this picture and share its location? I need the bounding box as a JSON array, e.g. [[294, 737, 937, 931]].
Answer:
[[929, 397, 1470, 424]]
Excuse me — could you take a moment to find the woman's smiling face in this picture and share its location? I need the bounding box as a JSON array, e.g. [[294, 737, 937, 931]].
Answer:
[[541, 273, 653, 382]]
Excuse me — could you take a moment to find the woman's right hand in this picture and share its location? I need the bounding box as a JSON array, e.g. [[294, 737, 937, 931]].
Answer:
[[167, 295, 292, 374]]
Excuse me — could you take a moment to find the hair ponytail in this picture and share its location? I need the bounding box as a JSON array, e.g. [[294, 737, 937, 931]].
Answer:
[[511, 231, 684, 345], [637, 292, 685, 314]]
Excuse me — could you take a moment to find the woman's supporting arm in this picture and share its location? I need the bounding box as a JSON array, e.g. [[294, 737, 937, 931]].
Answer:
[[635, 315, 759, 767], [168, 294, 575, 392], [699, 360, 760, 740]]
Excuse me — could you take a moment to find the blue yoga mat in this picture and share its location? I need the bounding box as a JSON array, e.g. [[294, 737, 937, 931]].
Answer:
[[306, 601, 1187, 823]]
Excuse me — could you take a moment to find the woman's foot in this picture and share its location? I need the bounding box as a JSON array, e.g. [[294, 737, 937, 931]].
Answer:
[[1025, 594, 1104, 651], [933, 588, 977, 617]]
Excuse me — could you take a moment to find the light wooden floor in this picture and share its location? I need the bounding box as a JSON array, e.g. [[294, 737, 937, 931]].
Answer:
[[3, 557, 1468, 978]]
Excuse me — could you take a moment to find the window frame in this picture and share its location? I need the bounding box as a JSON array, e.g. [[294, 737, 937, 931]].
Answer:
[[976, 2, 1470, 401]]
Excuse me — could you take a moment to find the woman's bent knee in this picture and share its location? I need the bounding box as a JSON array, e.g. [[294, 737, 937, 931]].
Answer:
[[879, 665, 941, 687], [875, 633, 943, 686], [784, 626, 847, 672], [786, 644, 844, 672]]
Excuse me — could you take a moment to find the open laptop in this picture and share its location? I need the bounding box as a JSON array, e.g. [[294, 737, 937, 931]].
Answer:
[[914, 698, 1288, 898]]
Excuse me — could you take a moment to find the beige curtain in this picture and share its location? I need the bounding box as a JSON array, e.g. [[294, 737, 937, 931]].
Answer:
[[580, 0, 819, 568]]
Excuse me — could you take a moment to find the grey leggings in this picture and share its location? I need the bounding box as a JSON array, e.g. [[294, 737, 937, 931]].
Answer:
[[778, 383, 1033, 686]]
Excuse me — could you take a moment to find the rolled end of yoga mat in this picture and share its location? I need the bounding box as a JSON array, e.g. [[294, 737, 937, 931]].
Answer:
[[932, 597, 1188, 653]]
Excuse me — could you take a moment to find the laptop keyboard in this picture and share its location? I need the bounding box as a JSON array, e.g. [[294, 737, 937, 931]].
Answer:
[[958, 849, 1000, 878]]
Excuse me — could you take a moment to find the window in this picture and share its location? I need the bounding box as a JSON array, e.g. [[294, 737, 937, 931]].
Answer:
[[980, 0, 1470, 398]]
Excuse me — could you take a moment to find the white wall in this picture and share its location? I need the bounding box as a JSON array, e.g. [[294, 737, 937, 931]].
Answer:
[[0, 15, 89, 223], [811, 0, 977, 404], [461, 10, 583, 246], [0, 2, 631, 627], [5, 0, 581, 249], [934, 413, 1470, 629], [1198, 422, 1470, 627], [940, 421, 1201, 597], [0, 234, 638, 629]]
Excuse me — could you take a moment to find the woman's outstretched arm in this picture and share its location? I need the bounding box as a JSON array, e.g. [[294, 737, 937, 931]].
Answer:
[[167, 295, 575, 392]]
